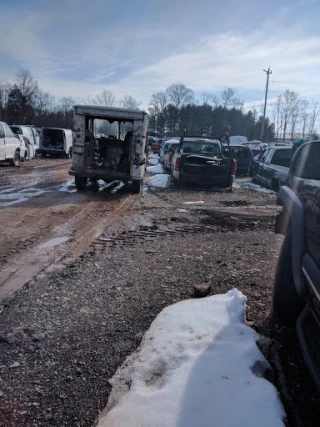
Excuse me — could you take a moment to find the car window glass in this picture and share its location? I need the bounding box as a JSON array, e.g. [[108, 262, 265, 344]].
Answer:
[[0, 124, 5, 138], [3, 123, 14, 137], [293, 143, 320, 180], [259, 149, 269, 163], [271, 149, 291, 167]]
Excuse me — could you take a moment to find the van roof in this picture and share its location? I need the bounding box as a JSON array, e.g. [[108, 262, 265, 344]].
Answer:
[[74, 105, 147, 117]]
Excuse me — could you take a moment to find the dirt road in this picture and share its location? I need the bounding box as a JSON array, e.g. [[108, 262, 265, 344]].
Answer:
[[0, 160, 319, 427], [0, 159, 139, 300]]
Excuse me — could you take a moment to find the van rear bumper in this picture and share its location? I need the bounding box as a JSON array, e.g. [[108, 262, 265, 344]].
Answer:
[[68, 169, 133, 182]]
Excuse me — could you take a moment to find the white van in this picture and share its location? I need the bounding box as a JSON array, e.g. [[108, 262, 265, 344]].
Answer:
[[70, 105, 148, 192], [40, 128, 74, 158], [9, 125, 37, 157], [0, 121, 21, 166]]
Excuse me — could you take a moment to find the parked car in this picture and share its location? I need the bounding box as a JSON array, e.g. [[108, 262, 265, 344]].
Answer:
[[273, 140, 320, 391], [171, 136, 237, 190], [242, 141, 263, 157], [163, 142, 179, 170], [9, 125, 39, 155], [230, 145, 253, 175], [39, 127, 74, 158], [0, 121, 21, 166], [160, 138, 179, 164], [251, 146, 291, 191], [150, 139, 161, 153]]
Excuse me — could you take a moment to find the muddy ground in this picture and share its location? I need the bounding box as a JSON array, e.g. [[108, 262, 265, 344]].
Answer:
[[0, 159, 319, 426]]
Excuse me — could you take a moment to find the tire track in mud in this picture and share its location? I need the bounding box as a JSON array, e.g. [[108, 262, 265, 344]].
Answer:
[[0, 192, 140, 302]]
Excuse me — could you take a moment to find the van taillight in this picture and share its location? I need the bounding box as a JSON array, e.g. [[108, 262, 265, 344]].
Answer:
[[232, 159, 237, 175], [175, 158, 180, 171]]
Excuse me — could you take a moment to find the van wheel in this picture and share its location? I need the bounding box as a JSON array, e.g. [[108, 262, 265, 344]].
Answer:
[[10, 151, 20, 167], [132, 180, 141, 194], [273, 231, 304, 324], [75, 176, 87, 191]]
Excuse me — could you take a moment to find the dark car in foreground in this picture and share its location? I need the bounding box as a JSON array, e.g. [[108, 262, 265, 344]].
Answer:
[[251, 146, 291, 191], [273, 140, 320, 391], [171, 136, 237, 190]]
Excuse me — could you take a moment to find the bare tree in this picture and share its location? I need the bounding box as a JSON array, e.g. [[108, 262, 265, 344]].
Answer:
[[149, 91, 167, 112], [87, 89, 116, 106], [0, 80, 12, 120], [300, 100, 309, 138], [119, 95, 141, 109], [278, 90, 301, 141], [166, 83, 194, 109], [308, 101, 320, 136], [35, 90, 55, 114], [220, 88, 242, 109], [15, 68, 39, 104]]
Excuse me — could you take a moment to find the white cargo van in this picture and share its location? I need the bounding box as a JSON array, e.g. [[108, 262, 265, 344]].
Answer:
[[69, 105, 148, 192], [39, 128, 74, 158], [9, 125, 38, 157], [0, 121, 21, 166]]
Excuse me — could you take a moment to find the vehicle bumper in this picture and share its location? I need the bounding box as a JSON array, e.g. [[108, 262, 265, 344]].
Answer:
[[69, 169, 132, 182]]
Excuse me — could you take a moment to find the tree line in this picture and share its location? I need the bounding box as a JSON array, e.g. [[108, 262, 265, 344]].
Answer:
[[0, 68, 318, 141]]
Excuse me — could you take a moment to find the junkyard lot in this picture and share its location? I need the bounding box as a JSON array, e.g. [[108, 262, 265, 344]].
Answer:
[[0, 159, 319, 426]]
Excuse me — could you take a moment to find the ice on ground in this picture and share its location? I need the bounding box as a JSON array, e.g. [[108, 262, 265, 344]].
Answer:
[[183, 200, 204, 205], [148, 154, 160, 160], [240, 181, 275, 194], [148, 158, 159, 166], [177, 208, 188, 212], [149, 174, 171, 189], [147, 163, 165, 174], [97, 289, 286, 427]]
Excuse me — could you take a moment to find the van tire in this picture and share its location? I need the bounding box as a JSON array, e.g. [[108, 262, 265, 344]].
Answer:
[[75, 176, 87, 191], [132, 180, 141, 194], [10, 151, 20, 167], [273, 231, 304, 324]]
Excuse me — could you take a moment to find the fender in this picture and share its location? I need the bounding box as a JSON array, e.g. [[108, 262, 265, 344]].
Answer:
[[277, 185, 305, 296]]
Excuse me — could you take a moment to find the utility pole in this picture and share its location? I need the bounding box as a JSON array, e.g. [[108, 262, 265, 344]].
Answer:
[[260, 66, 272, 142]]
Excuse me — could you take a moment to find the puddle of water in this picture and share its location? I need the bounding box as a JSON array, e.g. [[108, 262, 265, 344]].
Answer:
[[39, 236, 69, 249], [0, 179, 76, 207]]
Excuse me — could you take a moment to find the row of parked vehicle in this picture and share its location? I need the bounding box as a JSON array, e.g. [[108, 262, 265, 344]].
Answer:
[[0, 121, 74, 166]]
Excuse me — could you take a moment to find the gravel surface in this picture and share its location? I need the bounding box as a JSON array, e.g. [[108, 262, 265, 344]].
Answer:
[[0, 180, 319, 426]]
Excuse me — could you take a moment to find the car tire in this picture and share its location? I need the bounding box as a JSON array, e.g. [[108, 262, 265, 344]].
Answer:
[[10, 151, 20, 167], [75, 176, 87, 191], [271, 178, 280, 192], [273, 231, 304, 324]]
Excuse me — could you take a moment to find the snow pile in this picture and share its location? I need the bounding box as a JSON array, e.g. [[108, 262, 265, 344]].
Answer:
[[148, 154, 160, 160], [183, 200, 204, 205], [240, 182, 275, 194], [149, 174, 171, 189], [148, 158, 159, 166], [147, 163, 165, 174], [97, 289, 286, 427]]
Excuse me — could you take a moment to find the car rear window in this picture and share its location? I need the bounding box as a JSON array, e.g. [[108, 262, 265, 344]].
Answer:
[[293, 143, 320, 180], [181, 141, 221, 156]]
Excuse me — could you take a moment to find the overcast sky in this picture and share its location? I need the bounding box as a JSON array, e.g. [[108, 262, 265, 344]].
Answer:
[[1, 0, 319, 113]]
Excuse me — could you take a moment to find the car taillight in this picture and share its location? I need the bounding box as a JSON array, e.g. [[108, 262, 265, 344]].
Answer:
[[175, 158, 180, 171], [232, 159, 237, 175]]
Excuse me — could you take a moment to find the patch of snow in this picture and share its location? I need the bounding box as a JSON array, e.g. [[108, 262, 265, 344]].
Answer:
[[177, 208, 188, 213], [148, 158, 159, 166], [183, 201, 204, 205], [147, 163, 165, 174], [97, 289, 286, 427], [149, 174, 171, 189], [148, 154, 160, 160], [240, 182, 275, 194]]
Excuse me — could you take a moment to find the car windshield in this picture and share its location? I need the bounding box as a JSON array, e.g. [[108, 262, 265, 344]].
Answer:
[[180, 140, 221, 156]]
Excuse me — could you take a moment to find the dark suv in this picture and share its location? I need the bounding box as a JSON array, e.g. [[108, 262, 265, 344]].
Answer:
[[273, 140, 320, 390]]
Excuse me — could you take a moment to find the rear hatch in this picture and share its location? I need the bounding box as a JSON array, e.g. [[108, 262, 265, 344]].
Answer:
[[42, 129, 65, 151]]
